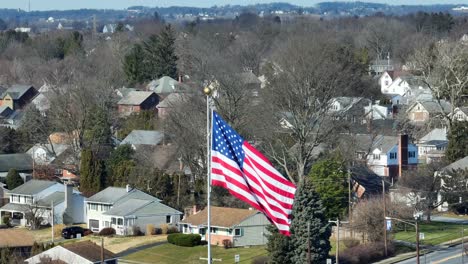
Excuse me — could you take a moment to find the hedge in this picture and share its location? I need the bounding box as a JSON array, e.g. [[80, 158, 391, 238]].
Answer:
[[98, 227, 116, 236], [167, 233, 201, 247]]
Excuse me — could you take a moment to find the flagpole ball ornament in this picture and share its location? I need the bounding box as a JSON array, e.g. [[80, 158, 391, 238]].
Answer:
[[203, 86, 212, 96]]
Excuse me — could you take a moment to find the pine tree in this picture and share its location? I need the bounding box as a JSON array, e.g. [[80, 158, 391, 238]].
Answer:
[[265, 224, 292, 264], [289, 179, 331, 264], [123, 43, 148, 85], [107, 144, 135, 186], [446, 121, 468, 163], [143, 24, 178, 80], [79, 149, 94, 196], [6, 168, 23, 190]]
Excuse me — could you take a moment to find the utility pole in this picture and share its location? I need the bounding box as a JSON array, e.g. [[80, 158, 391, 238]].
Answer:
[[383, 179, 388, 257], [329, 219, 349, 264], [51, 201, 54, 244], [101, 237, 104, 263], [348, 169, 353, 238], [415, 220, 420, 264], [307, 221, 311, 264]]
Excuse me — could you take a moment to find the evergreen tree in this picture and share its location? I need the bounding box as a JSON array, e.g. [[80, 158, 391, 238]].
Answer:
[[143, 24, 178, 80], [123, 44, 148, 85], [265, 224, 292, 264], [6, 169, 23, 190], [446, 121, 468, 163], [84, 106, 112, 147], [289, 179, 331, 264], [79, 149, 106, 196], [309, 155, 348, 219], [107, 144, 135, 186]]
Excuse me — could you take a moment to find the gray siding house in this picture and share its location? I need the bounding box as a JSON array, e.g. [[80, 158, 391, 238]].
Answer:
[[180, 206, 270, 247]]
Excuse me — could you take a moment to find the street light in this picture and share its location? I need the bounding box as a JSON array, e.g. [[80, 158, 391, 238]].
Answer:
[[385, 216, 420, 264]]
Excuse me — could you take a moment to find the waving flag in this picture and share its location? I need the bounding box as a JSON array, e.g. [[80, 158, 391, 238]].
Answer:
[[211, 112, 296, 235]]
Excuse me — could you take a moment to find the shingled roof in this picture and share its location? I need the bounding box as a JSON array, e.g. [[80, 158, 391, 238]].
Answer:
[[0, 229, 34, 247], [181, 206, 258, 227], [1, 85, 34, 100], [0, 153, 33, 172], [62, 241, 116, 262], [117, 91, 156, 105]]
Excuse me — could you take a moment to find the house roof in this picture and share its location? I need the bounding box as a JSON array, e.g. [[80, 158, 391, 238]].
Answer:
[[116, 87, 138, 98], [0, 202, 29, 212], [408, 100, 452, 114], [148, 76, 189, 94], [0, 229, 34, 247], [351, 134, 400, 153], [26, 144, 70, 162], [443, 156, 468, 172], [37, 191, 65, 207], [1, 85, 34, 100], [103, 199, 181, 217], [181, 206, 258, 228], [86, 186, 160, 204], [157, 93, 189, 108], [8, 180, 57, 195], [419, 128, 448, 142], [455, 107, 468, 116], [0, 153, 33, 172], [419, 140, 448, 147], [0, 106, 13, 117], [350, 165, 385, 197], [121, 130, 164, 146], [117, 91, 156, 105], [62, 241, 116, 262], [31, 93, 50, 112], [239, 72, 261, 85]]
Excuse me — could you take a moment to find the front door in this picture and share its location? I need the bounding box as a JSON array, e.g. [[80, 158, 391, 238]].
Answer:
[[89, 219, 99, 232]]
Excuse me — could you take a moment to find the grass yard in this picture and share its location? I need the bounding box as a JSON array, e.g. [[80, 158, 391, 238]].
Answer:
[[124, 243, 268, 264], [393, 221, 466, 246]]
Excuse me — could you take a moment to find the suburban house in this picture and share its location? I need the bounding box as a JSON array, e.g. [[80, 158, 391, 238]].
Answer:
[[350, 166, 385, 199], [0, 180, 85, 226], [26, 241, 117, 264], [86, 185, 182, 235], [26, 143, 70, 165], [116, 87, 138, 99], [450, 107, 468, 121], [328, 97, 371, 123], [102, 24, 117, 34], [378, 71, 394, 93], [390, 88, 433, 106], [0, 153, 33, 183], [348, 134, 418, 179], [31, 84, 54, 115], [0, 85, 38, 110], [0, 183, 7, 206], [382, 75, 427, 96], [147, 76, 189, 98], [364, 103, 391, 121], [117, 91, 159, 116], [416, 128, 448, 164], [436, 156, 468, 212], [180, 206, 270, 247], [0, 105, 13, 118], [156, 93, 190, 118], [406, 100, 452, 123], [0, 229, 35, 258], [120, 130, 164, 150]]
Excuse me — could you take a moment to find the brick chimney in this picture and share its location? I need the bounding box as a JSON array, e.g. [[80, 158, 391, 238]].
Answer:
[[398, 134, 409, 178]]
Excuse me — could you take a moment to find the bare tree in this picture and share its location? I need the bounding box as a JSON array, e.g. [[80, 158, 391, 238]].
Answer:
[[407, 41, 468, 129]]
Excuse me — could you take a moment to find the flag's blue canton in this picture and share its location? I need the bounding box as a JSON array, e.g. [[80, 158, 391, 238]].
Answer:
[[212, 112, 246, 165]]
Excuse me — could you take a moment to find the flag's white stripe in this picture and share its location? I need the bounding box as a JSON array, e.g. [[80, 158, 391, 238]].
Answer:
[[243, 146, 296, 195], [211, 172, 261, 207], [242, 159, 294, 205]]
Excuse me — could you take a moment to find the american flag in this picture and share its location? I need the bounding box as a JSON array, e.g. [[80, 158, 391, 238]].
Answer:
[[211, 112, 296, 236]]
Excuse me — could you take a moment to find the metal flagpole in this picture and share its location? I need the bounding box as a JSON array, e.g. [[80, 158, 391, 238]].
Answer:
[[204, 87, 212, 264]]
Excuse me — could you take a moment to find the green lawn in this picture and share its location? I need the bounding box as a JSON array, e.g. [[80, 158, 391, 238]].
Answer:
[[393, 221, 466, 246], [124, 243, 268, 264]]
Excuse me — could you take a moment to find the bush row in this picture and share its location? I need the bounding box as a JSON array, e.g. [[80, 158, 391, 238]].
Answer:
[[339, 241, 395, 264], [167, 233, 202, 247]]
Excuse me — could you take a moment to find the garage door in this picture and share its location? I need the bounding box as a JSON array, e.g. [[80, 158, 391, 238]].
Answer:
[[89, 219, 99, 232]]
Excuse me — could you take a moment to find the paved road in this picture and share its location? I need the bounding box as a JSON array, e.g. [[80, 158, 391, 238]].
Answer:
[[396, 244, 467, 264]]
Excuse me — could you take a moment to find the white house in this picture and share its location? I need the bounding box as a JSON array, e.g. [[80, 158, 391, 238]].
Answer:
[[383, 75, 428, 96], [417, 128, 448, 163], [180, 206, 270, 247], [450, 107, 468, 121], [102, 24, 117, 34], [0, 180, 85, 226], [26, 143, 70, 165], [364, 103, 391, 120], [25, 240, 117, 264], [85, 185, 182, 235], [379, 71, 394, 93]]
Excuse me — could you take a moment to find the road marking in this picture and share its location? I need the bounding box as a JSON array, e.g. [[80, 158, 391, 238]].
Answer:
[[431, 253, 462, 264]]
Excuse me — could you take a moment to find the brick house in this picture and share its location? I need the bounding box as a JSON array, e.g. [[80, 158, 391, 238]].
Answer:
[[117, 91, 159, 116]]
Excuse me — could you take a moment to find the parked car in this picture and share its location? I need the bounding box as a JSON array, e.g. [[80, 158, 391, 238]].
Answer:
[[61, 226, 84, 239]]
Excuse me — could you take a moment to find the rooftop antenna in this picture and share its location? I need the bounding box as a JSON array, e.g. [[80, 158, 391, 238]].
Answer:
[[28, 0, 31, 12]]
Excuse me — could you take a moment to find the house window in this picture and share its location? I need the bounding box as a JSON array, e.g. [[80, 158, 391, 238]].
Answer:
[[90, 203, 98, 211], [104, 221, 110, 227], [111, 217, 116, 225], [234, 228, 242, 236], [210, 227, 218, 234], [199, 228, 206, 235], [117, 218, 123, 225], [11, 195, 19, 203], [26, 196, 33, 204], [373, 154, 381, 160], [385, 81, 389, 86], [409, 151, 416, 158], [166, 215, 172, 224], [389, 153, 397, 159], [101, 204, 111, 212]]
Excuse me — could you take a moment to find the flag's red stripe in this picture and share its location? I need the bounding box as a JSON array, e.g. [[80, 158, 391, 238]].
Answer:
[[243, 157, 293, 211], [244, 143, 296, 188]]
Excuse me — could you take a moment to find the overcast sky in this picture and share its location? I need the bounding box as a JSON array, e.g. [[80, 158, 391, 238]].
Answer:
[[1, 0, 466, 11]]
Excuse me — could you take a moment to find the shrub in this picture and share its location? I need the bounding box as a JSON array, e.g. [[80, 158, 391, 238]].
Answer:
[[98, 227, 116, 236], [167, 226, 179, 234], [83, 229, 93, 236], [160, 224, 169, 234], [146, 224, 155, 236], [131, 226, 143, 236], [222, 239, 232, 249], [2, 216, 10, 227], [342, 238, 360, 248], [167, 233, 201, 247], [153, 227, 162, 235], [339, 242, 395, 264], [251, 256, 270, 264], [449, 202, 468, 215]]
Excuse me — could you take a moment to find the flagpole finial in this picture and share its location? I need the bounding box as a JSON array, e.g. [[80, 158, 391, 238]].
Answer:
[[203, 86, 212, 96]]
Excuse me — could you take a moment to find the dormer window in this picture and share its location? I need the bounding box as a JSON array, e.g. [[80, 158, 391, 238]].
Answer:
[[373, 154, 381, 160], [389, 153, 397, 159]]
